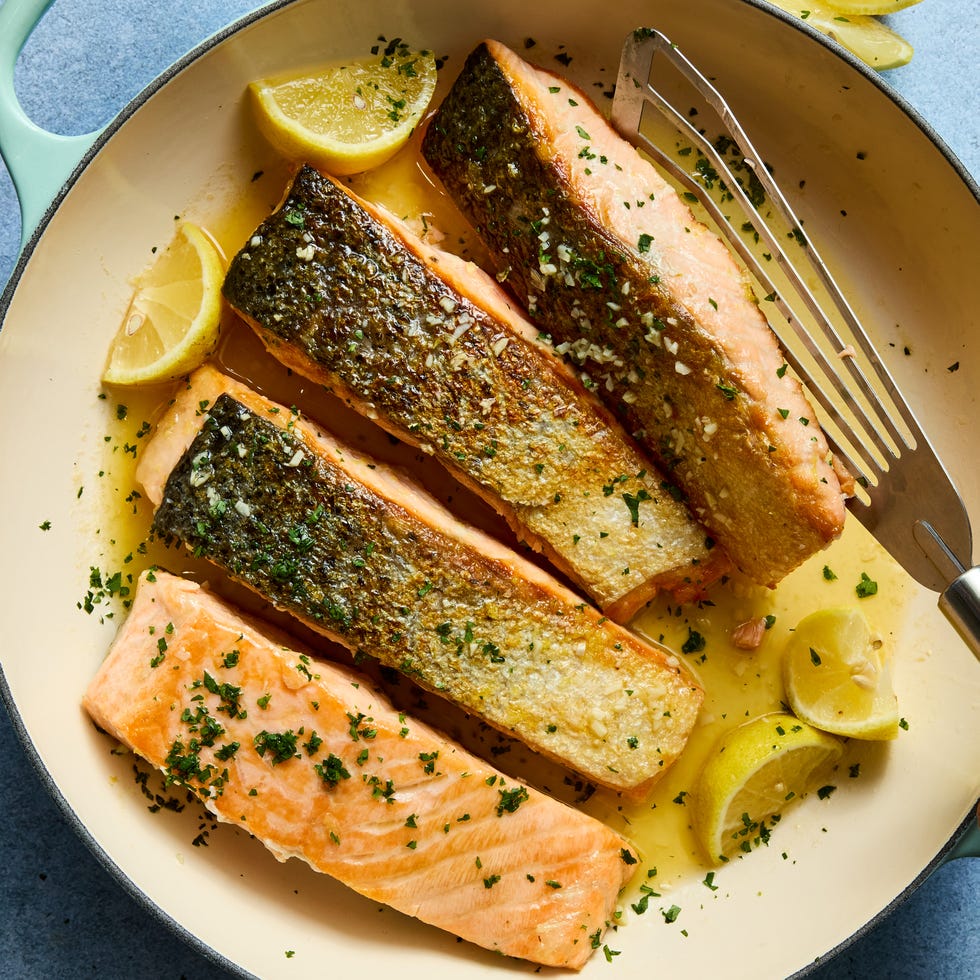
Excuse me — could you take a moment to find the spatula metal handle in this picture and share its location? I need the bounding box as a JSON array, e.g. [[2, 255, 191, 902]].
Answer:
[[939, 566, 980, 660]]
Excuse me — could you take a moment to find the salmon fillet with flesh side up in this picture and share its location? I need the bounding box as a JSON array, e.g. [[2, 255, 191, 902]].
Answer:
[[422, 39, 850, 587], [137, 365, 703, 795], [83, 570, 637, 969], [222, 165, 730, 620]]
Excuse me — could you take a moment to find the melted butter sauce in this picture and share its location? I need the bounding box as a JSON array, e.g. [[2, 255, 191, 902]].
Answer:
[[96, 126, 910, 896], [585, 522, 909, 885]]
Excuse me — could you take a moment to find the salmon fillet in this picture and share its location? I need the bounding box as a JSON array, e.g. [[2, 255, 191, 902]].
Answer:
[[422, 39, 848, 587], [83, 570, 636, 969], [137, 365, 703, 794], [221, 165, 728, 619]]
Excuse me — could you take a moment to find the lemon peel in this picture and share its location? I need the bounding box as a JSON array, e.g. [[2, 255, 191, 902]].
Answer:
[[249, 45, 438, 176], [694, 712, 843, 864], [102, 222, 224, 387], [783, 607, 900, 740], [765, 0, 914, 69], [822, 0, 921, 14]]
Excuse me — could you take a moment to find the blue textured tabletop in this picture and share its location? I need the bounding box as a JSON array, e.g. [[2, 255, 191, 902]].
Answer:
[[0, 1, 977, 978]]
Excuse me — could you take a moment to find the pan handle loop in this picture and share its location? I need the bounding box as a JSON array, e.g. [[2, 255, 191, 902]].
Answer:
[[945, 806, 980, 861], [0, 0, 102, 249]]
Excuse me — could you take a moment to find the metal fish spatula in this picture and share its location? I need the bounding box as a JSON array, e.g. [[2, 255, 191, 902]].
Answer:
[[612, 29, 979, 658]]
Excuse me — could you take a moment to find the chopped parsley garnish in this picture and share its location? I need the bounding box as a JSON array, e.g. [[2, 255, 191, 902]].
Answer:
[[203, 671, 244, 718], [631, 882, 660, 914], [302, 731, 323, 756], [253, 730, 299, 764], [623, 489, 652, 527], [215, 741, 240, 761], [681, 628, 706, 654], [315, 754, 351, 788], [496, 785, 530, 816], [347, 711, 377, 741]]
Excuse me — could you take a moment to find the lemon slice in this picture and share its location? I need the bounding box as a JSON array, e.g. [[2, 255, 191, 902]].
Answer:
[[824, 0, 921, 14], [102, 222, 224, 386], [765, 0, 914, 68], [694, 713, 842, 864], [783, 607, 900, 740], [249, 44, 438, 176]]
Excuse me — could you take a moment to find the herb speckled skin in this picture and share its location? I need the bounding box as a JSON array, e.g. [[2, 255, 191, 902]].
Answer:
[[150, 383, 702, 792], [422, 43, 845, 586], [222, 165, 722, 616]]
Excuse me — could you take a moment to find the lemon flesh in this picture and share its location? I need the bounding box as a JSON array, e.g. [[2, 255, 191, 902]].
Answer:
[[822, 0, 921, 14], [102, 222, 224, 386], [765, 0, 914, 68], [694, 713, 842, 864], [784, 607, 900, 740], [249, 45, 438, 176]]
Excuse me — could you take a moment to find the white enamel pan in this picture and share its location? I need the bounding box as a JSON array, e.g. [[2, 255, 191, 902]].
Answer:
[[1, 1, 977, 977]]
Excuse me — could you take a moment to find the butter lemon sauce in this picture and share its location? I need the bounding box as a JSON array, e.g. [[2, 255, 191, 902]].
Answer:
[[93, 110, 908, 902]]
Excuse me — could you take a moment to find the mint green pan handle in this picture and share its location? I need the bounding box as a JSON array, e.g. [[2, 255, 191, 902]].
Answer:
[[0, 0, 102, 248], [949, 808, 980, 860]]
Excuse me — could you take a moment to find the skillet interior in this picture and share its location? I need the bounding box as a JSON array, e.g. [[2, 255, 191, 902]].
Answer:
[[0, 1, 977, 977]]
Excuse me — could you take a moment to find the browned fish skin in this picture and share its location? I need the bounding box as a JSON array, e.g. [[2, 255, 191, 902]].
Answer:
[[221, 165, 727, 619], [422, 41, 847, 586], [146, 369, 703, 794]]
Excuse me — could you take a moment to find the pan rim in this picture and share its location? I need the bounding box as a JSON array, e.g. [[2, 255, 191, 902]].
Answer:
[[0, 0, 975, 976]]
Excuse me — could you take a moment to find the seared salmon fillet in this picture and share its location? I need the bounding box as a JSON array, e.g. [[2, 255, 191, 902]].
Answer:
[[422, 40, 848, 586], [222, 165, 728, 619], [137, 365, 703, 794], [83, 570, 636, 969]]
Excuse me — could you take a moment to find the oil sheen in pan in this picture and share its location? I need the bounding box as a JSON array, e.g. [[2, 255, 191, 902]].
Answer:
[[95, 128, 909, 889]]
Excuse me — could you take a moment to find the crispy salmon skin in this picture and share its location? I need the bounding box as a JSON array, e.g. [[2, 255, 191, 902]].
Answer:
[[222, 165, 727, 618], [422, 40, 848, 586], [83, 570, 637, 969], [137, 365, 703, 794]]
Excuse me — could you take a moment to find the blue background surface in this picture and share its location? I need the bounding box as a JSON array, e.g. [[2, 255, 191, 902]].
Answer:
[[0, 1, 976, 977]]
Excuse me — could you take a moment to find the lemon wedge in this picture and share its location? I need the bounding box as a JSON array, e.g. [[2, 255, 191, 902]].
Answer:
[[102, 222, 224, 386], [783, 607, 900, 740], [823, 0, 921, 13], [694, 713, 843, 864], [249, 44, 438, 176], [765, 0, 914, 68]]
